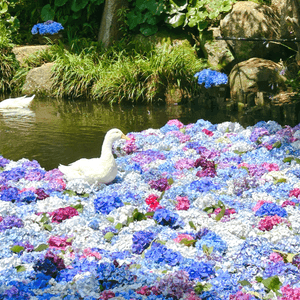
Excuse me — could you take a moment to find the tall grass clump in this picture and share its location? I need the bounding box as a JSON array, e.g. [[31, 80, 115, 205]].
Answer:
[[0, 22, 19, 94], [52, 47, 103, 98], [51, 39, 206, 103]]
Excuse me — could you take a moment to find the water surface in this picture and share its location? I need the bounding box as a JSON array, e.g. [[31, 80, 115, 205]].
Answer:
[[0, 97, 299, 170]]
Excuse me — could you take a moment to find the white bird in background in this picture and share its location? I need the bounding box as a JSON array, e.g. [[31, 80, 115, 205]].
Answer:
[[0, 95, 35, 109], [58, 128, 130, 185]]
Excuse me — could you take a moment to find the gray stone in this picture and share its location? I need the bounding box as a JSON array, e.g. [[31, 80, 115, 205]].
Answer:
[[22, 62, 54, 94], [98, 0, 128, 48], [229, 57, 286, 107], [202, 27, 234, 69], [12, 45, 50, 65], [220, 1, 280, 61]]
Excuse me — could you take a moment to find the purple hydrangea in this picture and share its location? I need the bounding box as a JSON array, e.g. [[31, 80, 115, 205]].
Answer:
[[0, 215, 24, 231]]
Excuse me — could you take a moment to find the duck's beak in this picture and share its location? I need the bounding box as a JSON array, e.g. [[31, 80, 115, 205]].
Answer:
[[121, 133, 131, 140]]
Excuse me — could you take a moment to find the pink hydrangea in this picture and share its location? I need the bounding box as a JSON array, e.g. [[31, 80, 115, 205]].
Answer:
[[280, 285, 300, 300], [202, 128, 213, 136], [124, 135, 137, 154], [173, 234, 194, 243], [79, 248, 102, 260], [99, 290, 116, 300], [167, 119, 184, 129], [145, 194, 162, 212], [252, 200, 273, 212], [289, 188, 300, 199], [48, 236, 73, 250], [19, 187, 36, 193], [184, 291, 202, 300], [281, 200, 296, 207], [261, 162, 279, 172], [175, 196, 190, 210], [0, 216, 2, 222], [258, 215, 289, 231], [175, 158, 194, 170], [49, 206, 79, 223], [238, 163, 249, 168], [269, 252, 284, 262]]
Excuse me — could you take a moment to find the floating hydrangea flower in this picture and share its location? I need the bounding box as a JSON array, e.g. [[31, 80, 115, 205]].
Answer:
[[149, 178, 170, 192], [0, 215, 24, 231], [258, 215, 290, 231], [255, 203, 287, 218], [48, 236, 72, 250], [175, 196, 190, 210], [132, 231, 156, 254], [49, 206, 79, 223], [94, 192, 124, 214]]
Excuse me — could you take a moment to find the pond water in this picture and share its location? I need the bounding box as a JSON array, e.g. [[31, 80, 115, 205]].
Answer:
[[0, 96, 300, 170]]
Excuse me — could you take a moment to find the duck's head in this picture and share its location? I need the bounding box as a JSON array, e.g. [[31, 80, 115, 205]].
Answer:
[[106, 128, 130, 141]]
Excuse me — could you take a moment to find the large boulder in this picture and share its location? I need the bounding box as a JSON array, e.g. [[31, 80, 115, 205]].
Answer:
[[229, 58, 286, 107], [220, 1, 280, 61], [22, 63, 54, 94], [12, 45, 50, 65], [202, 27, 235, 70]]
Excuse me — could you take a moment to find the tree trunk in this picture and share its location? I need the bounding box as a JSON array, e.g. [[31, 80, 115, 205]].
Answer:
[[98, 0, 128, 48]]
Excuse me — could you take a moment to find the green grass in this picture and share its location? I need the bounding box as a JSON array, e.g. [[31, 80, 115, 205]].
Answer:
[[52, 39, 207, 103], [0, 23, 19, 94]]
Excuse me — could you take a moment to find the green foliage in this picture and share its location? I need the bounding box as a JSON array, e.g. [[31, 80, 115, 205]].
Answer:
[[165, 0, 236, 32], [39, 0, 104, 42], [0, 0, 20, 40], [0, 22, 19, 94], [126, 0, 235, 36], [127, 0, 166, 36]]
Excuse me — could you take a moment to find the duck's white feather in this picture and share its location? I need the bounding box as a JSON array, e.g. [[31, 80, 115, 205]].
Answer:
[[58, 128, 130, 184], [0, 95, 35, 109]]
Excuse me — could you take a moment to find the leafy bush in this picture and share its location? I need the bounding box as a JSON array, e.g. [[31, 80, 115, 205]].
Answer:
[[127, 0, 166, 36], [166, 0, 235, 32]]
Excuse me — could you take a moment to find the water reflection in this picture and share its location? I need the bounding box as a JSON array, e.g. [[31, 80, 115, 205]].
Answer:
[[0, 97, 299, 171]]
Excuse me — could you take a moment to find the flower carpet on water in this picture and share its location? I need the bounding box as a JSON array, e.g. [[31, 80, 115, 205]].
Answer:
[[1, 119, 300, 299]]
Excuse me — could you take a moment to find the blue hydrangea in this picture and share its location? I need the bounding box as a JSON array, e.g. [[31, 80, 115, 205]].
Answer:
[[132, 231, 156, 254], [255, 202, 288, 218], [189, 178, 220, 193], [183, 261, 215, 280], [31, 21, 64, 35], [94, 192, 124, 214], [194, 69, 228, 88], [145, 242, 183, 266], [196, 231, 227, 254], [153, 208, 183, 229], [0, 187, 20, 202]]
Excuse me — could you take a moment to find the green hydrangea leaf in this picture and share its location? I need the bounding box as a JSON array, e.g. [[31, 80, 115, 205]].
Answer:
[[34, 244, 49, 252], [11, 245, 25, 253], [104, 232, 115, 241], [15, 265, 26, 272]]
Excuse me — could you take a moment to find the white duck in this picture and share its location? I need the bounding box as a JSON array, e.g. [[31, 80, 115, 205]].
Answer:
[[0, 95, 35, 109], [58, 128, 130, 184]]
